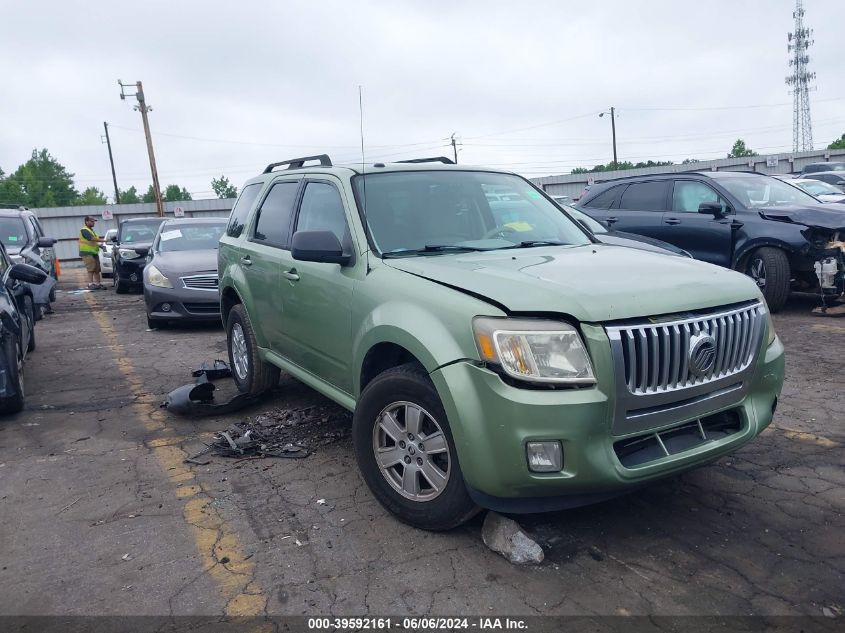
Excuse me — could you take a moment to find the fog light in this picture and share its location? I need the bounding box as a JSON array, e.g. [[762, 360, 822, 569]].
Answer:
[[160, 303, 172, 312], [526, 441, 562, 472]]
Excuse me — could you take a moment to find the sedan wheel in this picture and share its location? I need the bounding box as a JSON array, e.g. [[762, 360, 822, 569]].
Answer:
[[230, 323, 249, 381]]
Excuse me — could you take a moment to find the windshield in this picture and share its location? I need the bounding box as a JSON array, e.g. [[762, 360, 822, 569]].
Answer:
[[0, 217, 28, 248], [120, 220, 164, 243], [158, 223, 226, 252], [718, 176, 822, 208], [352, 170, 590, 255], [798, 180, 843, 196]]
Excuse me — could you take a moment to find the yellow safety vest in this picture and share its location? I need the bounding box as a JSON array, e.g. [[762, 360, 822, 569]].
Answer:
[[79, 226, 100, 255]]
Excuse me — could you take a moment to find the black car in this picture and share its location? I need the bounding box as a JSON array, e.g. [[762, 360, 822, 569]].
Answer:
[[0, 207, 58, 314], [110, 217, 165, 293], [577, 171, 845, 312], [800, 161, 845, 175], [0, 243, 48, 414]]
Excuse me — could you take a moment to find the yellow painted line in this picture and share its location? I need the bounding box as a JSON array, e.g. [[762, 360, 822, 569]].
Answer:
[[810, 324, 845, 334], [766, 425, 842, 448], [83, 291, 266, 616]]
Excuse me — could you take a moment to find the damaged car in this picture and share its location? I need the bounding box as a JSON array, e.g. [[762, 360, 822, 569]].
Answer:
[[218, 155, 784, 531], [578, 171, 845, 312]]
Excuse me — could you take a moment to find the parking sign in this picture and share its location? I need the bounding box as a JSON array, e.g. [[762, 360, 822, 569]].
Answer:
[[174, 206, 185, 217]]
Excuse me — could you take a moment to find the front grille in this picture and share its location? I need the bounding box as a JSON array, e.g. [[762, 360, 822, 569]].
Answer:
[[605, 302, 766, 434], [181, 274, 218, 291], [184, 302, 220, 315], [611, 302, 765, 395]]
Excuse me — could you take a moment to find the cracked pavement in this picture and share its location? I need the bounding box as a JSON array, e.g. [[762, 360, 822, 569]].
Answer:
[[0, 270, 842, 617]]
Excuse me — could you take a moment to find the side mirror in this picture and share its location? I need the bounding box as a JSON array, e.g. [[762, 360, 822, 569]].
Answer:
[[8, 263, 48, 285], [698, 202, 727, 217], [37, 237, 57, 248], [291, 231, 350, 265], [110, 235, 118, 243]]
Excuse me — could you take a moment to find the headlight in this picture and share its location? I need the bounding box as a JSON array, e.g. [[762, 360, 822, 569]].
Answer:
[[765, 309, 777, 346], [473, 317, 596, 384], [146, 265, 172, 288], [119, 248, 142, 259]]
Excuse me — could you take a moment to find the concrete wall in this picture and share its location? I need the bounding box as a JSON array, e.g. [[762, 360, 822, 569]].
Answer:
[[531, 148, 845, 200], [31, 198, 235, 260]]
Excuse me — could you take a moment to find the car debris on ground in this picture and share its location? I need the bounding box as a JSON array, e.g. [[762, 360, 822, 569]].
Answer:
[[162, 360, 265, 416]]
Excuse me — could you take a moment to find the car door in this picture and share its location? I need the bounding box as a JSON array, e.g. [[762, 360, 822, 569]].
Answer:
[[607, 180, 671, 238], [242, 178, 301, 350], [26, 216, 54, 276], [654, 180, 735, 266], [278, 178, 357, 393]]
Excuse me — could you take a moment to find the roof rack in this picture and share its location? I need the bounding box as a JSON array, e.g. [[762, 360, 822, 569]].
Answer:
[[396, 156, 455, 165], [263, 154, 332, 173]]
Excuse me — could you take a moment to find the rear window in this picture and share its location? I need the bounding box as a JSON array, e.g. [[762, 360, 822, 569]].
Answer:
[[119, 220, 164, 243], [226, 182, 263, 238], [803, 162, 845, 174], [582, 185, 623, 209], [618, 181, 669, 211]]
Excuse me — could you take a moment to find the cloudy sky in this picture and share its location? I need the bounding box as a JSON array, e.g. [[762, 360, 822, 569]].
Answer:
[[2, 0, 844, 201]]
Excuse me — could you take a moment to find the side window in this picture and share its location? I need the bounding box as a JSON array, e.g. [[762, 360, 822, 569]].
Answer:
[[226, 183, 263, 238], [582, 185, 623, 209], [28, 217, 43, 239], [672, 181, 728, 213], [253, 181, 300, 247], [618, 181, 669, 211], [295, 182, 350, 247], [0, 249, 9, 276]]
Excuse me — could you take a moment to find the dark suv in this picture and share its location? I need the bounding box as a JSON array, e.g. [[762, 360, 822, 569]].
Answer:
[[800, 161, 845, 175], [0, 207, 58, 314], [110, 217, 165, 293], [577, 171, 845, 311]]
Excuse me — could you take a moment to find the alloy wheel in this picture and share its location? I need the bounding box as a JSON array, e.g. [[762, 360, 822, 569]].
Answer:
[[230, 323, 249, 381]]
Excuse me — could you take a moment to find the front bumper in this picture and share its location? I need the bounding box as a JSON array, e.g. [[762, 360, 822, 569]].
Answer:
[[430, 330, 785, 512], [144, 284, 221, 322], [115, 258, 146, 285]]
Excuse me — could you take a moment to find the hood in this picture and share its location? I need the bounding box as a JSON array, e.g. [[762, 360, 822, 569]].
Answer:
[[757, 204, 845, 231], [383, 244, 761, 322], [152, 249, 218, 275], [600, 230, 688, 256]]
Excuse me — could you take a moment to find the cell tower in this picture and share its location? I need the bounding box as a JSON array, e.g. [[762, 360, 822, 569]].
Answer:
[[785, 0, 815, 152]]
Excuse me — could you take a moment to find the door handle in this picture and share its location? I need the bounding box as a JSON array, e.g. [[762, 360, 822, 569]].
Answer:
[[282, 269, 300, 282], [664, 217, 681, 225], [240, 256, 252, 266], [606, 216, 618, 225]]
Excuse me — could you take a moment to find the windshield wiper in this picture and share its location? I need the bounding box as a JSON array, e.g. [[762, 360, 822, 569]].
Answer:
[[382, 244, 488, 258], [498, 240, 568, 249]]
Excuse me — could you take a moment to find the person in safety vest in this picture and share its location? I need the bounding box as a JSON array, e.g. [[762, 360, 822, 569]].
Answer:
[[79, 215, 106, 290]]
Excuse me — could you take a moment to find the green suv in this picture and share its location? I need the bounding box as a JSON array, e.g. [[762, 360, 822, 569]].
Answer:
[[218, 155, 785, 530]]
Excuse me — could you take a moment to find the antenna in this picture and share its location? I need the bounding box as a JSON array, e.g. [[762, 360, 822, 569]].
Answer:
[[785, 0, 816, 152]]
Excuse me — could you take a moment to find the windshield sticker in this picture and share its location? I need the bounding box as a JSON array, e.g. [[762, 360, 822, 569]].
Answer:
[[504, 222, 534, 232], [160, 229, 183, 241], [8, 236, 18, 241], [526, 190, 542, 199]]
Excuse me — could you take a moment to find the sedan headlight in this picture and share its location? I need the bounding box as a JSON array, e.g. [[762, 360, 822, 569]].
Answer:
[[473, 317, 595, 384], [145, 264, 172, 288], [118, 248, 142, 259]]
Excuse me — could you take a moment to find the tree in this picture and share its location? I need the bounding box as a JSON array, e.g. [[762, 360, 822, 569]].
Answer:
[[571, 160, 673, 174], [828, 133, 845, 150], [119, 186, 142, 204], [163, 184, 192, 202], [74, 187, 108, 206], [0, 167, 26, 206], [4, 149, 79, 207], [211, 175, 238, 199], [142, 185, 156, 203], [728, 139, 757, 158]]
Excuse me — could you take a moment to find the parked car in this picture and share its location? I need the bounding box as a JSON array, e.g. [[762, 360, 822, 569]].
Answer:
[[111, 218, 165, 293], [800, 161, 845, 175], [0, 207, 58, 312], [577, 171, 845, 311], [0, 245, 48, 414], [99, 229, 118, 277], [218, 154, 784, 530], [789, 178, 845, 203], [551, 194, 572, 205], [560, 204, 691, 257], [804, 171, 845, 189], [144, 218, 227, 329]]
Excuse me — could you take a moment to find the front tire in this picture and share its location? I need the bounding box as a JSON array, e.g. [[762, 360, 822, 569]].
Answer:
[[115, 271, 129, 294], [746, 247, 790, 313], [0, 337, 25, 414], [23, 296, 36, 352], [226, 304, 279, 395], [352, 363, 479, 530]]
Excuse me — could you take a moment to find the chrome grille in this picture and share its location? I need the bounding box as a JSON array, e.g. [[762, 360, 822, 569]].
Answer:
[[612, 303, 765, 395], [605, 302, 766, 435], [181, 274, 218, 291]]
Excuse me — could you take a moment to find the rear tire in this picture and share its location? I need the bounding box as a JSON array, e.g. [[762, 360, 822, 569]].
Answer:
[[0, 337, 25, 414], [746, 247, 790, 313], [352, 363, 479, 530], [226, 304, 279, 395]]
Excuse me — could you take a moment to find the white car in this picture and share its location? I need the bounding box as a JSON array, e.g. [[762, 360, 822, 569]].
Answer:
[[790, 178, 845, 203], [99, 229, 117, 277]]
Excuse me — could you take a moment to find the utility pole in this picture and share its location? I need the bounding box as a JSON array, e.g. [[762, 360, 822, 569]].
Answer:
[[118, 80, 164, 216], [786, 0, 815, 152], [599, 108, 618, 167], [450, 132, 459, 164], [101, 122, 120, 204]]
